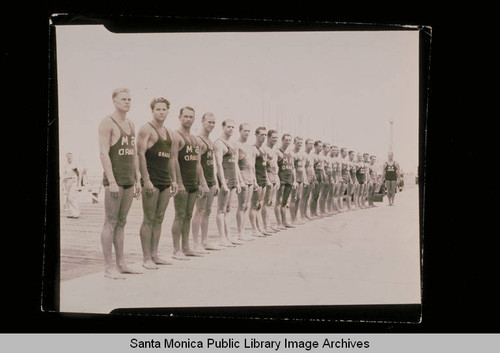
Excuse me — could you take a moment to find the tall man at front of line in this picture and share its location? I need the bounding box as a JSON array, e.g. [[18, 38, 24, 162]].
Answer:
[[214, 119, 242, 247], [137, 97, 178, 270], [191, 113, 221, 252], [172, 106, 209, 260], [98, 87, 143, 279]]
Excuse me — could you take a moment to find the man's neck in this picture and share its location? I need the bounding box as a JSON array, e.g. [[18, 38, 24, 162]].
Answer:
[[221, 133, 231, 142], [239, 136, 248, 144], [305, 148, 312, 154], [267, 141, 275, 149], [150, 119, 164, 130], [178, 125, 191, 135], [293, 146, 301, 153], [112, 109, 127, 121], [200, 129, 211, 139], [255, 140, 264, 148]]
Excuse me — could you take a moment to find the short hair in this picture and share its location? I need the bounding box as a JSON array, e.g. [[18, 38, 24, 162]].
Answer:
[[305, 138, 314, 144], [323, 142, 331, 147], [349, 150, 355, 155], [370, 155, 376, 159], [150, 97, 170, 110], [239, 123, 251, 132], [66, 152, 72, 157], [179, 106, 195, 116], [314, 140, 322, 147], [341, 147, 347, 152], [267, 129, 278, 137], [332, 145, 338, 149], [112, 87, 130, 99], [222, 119, 235, 127], [363, 152, 370, 157], [282, 133, 292, 141], [294, 136, 303, 143], [201, 112, 214, 121], [255, 126, 267, 135]]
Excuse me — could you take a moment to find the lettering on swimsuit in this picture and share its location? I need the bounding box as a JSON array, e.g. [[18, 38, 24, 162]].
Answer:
[[186, 144, 200, 154], [118, 148, 135, 155], [184, 154, 199, 161], [121, 136, 135, 146], [158, 151, 171, 158]]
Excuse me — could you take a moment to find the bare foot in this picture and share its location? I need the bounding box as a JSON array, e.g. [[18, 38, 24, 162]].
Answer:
[[231, 237, 244, 245], [239, 234, 255, 241], [143, 260, 159, 270], [284, 223, 295, 228], [172, 251, 190, 260], [118, 264, 143, 274], [193, 247, 210, 255], [152, 256, 173, 265], [204, 243, 222, 250], [104, 269, 126, 280], [183, 249, 204, 257], [219, 239, 236, 247]]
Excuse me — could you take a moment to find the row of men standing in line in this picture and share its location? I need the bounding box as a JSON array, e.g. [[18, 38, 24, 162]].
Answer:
[[97, 87, 400, 279]]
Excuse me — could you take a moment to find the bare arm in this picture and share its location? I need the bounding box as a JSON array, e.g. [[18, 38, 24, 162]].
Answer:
[[197, 140, 208, 192], [172, 132, 184, 190], [98, 118, 117, 186], [234, 144, 242, 189], [137, 125, 151, 182], [214, 140, 227, 189]]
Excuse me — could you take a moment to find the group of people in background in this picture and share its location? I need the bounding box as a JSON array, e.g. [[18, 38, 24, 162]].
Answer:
[[89, 87, 401, 279]]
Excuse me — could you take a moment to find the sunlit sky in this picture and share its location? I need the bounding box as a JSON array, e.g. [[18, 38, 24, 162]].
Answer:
[[56, 25, 419, 176]]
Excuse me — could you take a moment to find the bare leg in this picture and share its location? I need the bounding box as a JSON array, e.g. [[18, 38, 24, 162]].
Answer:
[[275, 185, 286, 229], [101, 186, 126, 279], [225, 188, 242, 245], [237, 186, 254, 240], [140, 188, 160, 269], [151, 187, 172, 263], [217, 189, 235, 247], [172, 190, 190, 260], [114, 187, 142, 274], [181, 191, 201, 256]]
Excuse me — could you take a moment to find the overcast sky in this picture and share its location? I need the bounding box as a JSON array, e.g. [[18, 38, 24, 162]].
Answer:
[[56, 25, 419, 176]]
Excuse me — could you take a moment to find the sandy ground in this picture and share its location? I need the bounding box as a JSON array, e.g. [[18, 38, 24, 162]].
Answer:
[[59, 186, 420, 314]]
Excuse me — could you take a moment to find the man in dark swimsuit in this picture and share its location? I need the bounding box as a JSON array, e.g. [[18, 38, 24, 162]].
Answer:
[[339, 147, 352, 211], [98, 87, 142, 279], [355, 152, 367, 209], [172, 106, 209, 260], [262, 129, 281, 234], [137, 97, 178, 270], [348, 150, 359, 210], [236, 123, 258, 241], [301, 138, 317, 220], [191, 113, 221, 252], [382, 151, 400, 206], [214, 119, 242, 247], [310, 140, 325, 218], [330, 145, 341, 215], [290, 136, 307, 225], [319, 142, 333, 216], [276, 133, 297, 228], [367, 154, 378, 207], [249, 126, 271, 237]]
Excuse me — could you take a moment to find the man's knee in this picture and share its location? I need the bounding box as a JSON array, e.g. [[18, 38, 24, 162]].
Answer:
[[116, 217, 127, 228], [204, 207, 212, 217]]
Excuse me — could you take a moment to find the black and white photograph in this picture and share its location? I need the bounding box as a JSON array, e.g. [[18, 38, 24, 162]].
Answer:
[[54, 23, 422, 317]]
